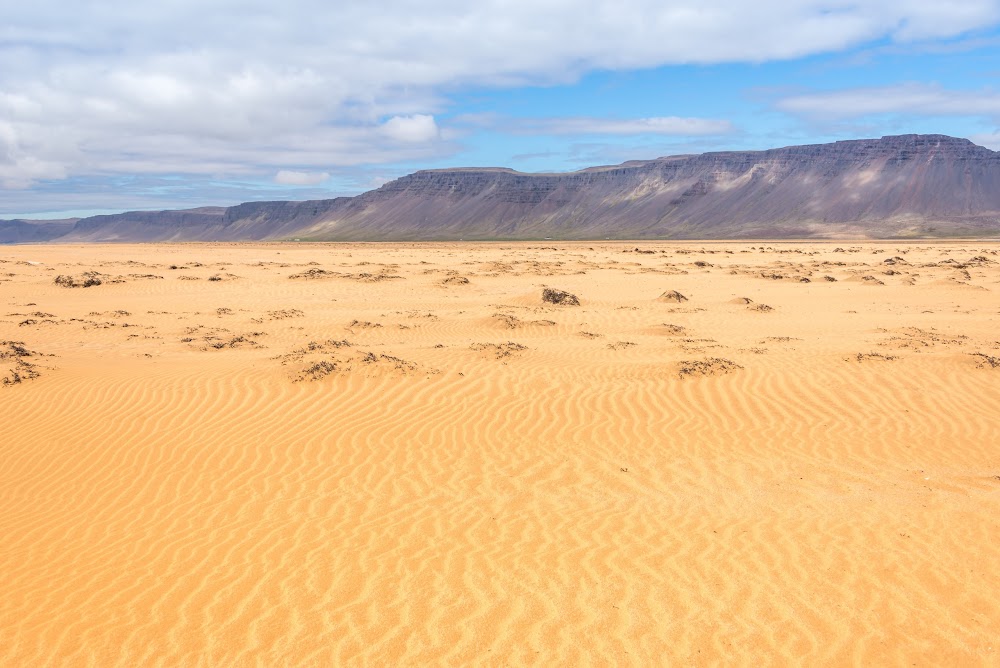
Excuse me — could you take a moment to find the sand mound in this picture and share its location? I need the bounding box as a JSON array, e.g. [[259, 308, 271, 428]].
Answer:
[[542, 287, 579, 305], [972, 352, 1000, 369], [677, 356, 743, 377], [0, 340, 43, 385], [470, 341, 528, 359], [288, 268, 338, 279], [54, 272, 104, 287], [658, 289, 688, 302]]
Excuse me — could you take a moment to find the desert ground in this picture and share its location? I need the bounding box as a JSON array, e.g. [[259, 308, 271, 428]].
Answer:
[[1, 241, 998, 666]]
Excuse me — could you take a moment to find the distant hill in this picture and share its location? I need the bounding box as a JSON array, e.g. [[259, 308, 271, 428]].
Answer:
[[6, 134, 1000, 242], [0, 218, 78, 244]]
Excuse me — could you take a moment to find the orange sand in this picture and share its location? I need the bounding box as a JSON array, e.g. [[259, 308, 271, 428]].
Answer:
[[1, 242, 999, 665]]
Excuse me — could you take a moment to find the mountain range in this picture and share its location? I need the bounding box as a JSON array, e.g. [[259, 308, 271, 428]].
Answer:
[[4, 134, 1000, 243]]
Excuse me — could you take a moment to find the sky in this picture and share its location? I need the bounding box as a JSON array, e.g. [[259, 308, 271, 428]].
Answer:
[[3, 0, 1000, 219]]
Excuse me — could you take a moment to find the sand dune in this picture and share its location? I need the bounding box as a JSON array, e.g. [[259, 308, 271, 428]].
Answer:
[[1, 242, 999, 665]]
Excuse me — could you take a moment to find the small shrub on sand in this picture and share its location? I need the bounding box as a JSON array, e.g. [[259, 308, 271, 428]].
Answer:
[[678, 357, 743, 378], [542, 288, 580, 306], [54, 272, 103, 288]]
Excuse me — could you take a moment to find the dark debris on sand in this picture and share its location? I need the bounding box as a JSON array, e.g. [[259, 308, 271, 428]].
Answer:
[[54, 272, 104, 288], [542, 288, 580, 306], [1, 340, 44, 386], [658, 290, 688, 303], [678, 357, 743, 378]]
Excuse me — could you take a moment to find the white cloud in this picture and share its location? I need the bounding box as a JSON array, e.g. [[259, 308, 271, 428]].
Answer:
[[380, 115, 440, 142], [513, 116, 734, 136], [274, 170, 330, 185], [776, 83, 1000, 119], [1, 0, 998, 191], [970, 131, 1000, 149], [0, 120, 68, 188]]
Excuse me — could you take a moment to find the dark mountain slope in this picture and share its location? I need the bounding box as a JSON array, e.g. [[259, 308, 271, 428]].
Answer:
[[0, 218, 78, 244], [296, 134, 1000, 240], [13, 134, 1000, 243]]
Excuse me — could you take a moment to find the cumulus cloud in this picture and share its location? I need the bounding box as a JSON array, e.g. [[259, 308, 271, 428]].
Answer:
[[776, 83, 1000, 120], [274, 170, 330, 185], [1, 0, 999, 197], [380, 115, 440, 142], [970, 131, 1000, 149], [366, 175, 393, 188], [0, 121, 68, 189]]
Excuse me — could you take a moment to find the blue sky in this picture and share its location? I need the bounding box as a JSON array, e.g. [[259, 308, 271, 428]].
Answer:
[[3, 1, 1000, 218]]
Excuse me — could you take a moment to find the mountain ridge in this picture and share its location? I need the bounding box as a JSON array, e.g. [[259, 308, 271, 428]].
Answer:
[[4, 134, 1000, 242]]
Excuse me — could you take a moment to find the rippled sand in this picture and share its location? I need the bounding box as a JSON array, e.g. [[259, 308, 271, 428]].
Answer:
[[1, 242, 999, 666]]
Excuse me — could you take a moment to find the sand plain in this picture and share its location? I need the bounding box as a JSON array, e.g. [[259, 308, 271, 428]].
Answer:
[[1, 241, 999, 666]]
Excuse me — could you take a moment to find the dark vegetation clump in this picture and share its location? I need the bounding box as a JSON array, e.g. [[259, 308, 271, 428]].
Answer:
[[302, 360, 337, 380], [542, 288, 580, 306], [1, 340, 42, 386], [678, 357, 743, 378], [850, 352, 898, 363], [972, 352, 1000, 369], [54, 272, 103, 288], [289, 268, 338, 279], [470, 341, 528, 359]]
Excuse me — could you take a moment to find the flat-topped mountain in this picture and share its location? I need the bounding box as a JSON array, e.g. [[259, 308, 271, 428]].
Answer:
[[5, 134, 1000, 242], [0, 218, 78, 244]]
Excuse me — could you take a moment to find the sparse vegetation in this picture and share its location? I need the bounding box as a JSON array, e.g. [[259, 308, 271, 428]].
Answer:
[[471, 341, 528, 359], [678, 357, 743, 378], [850, 352, 898, 363], [54, 272, 103, 288], [1, 340, 43, 386], [972, 352, 1000, 369], [289, 268, 338, 279], [542, 288, 580, 306], [658, 290, 687, 303]]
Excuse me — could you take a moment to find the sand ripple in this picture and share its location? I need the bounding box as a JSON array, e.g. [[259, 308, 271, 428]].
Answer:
[[1, 242, 999, 665]]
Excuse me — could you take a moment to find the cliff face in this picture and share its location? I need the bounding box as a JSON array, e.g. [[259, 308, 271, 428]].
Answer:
[[12, 134, 1000, 243], [299, 134, 1000, 240]]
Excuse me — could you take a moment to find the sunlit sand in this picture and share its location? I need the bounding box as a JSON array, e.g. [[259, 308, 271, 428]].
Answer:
[[2, 241, 998, 665]]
